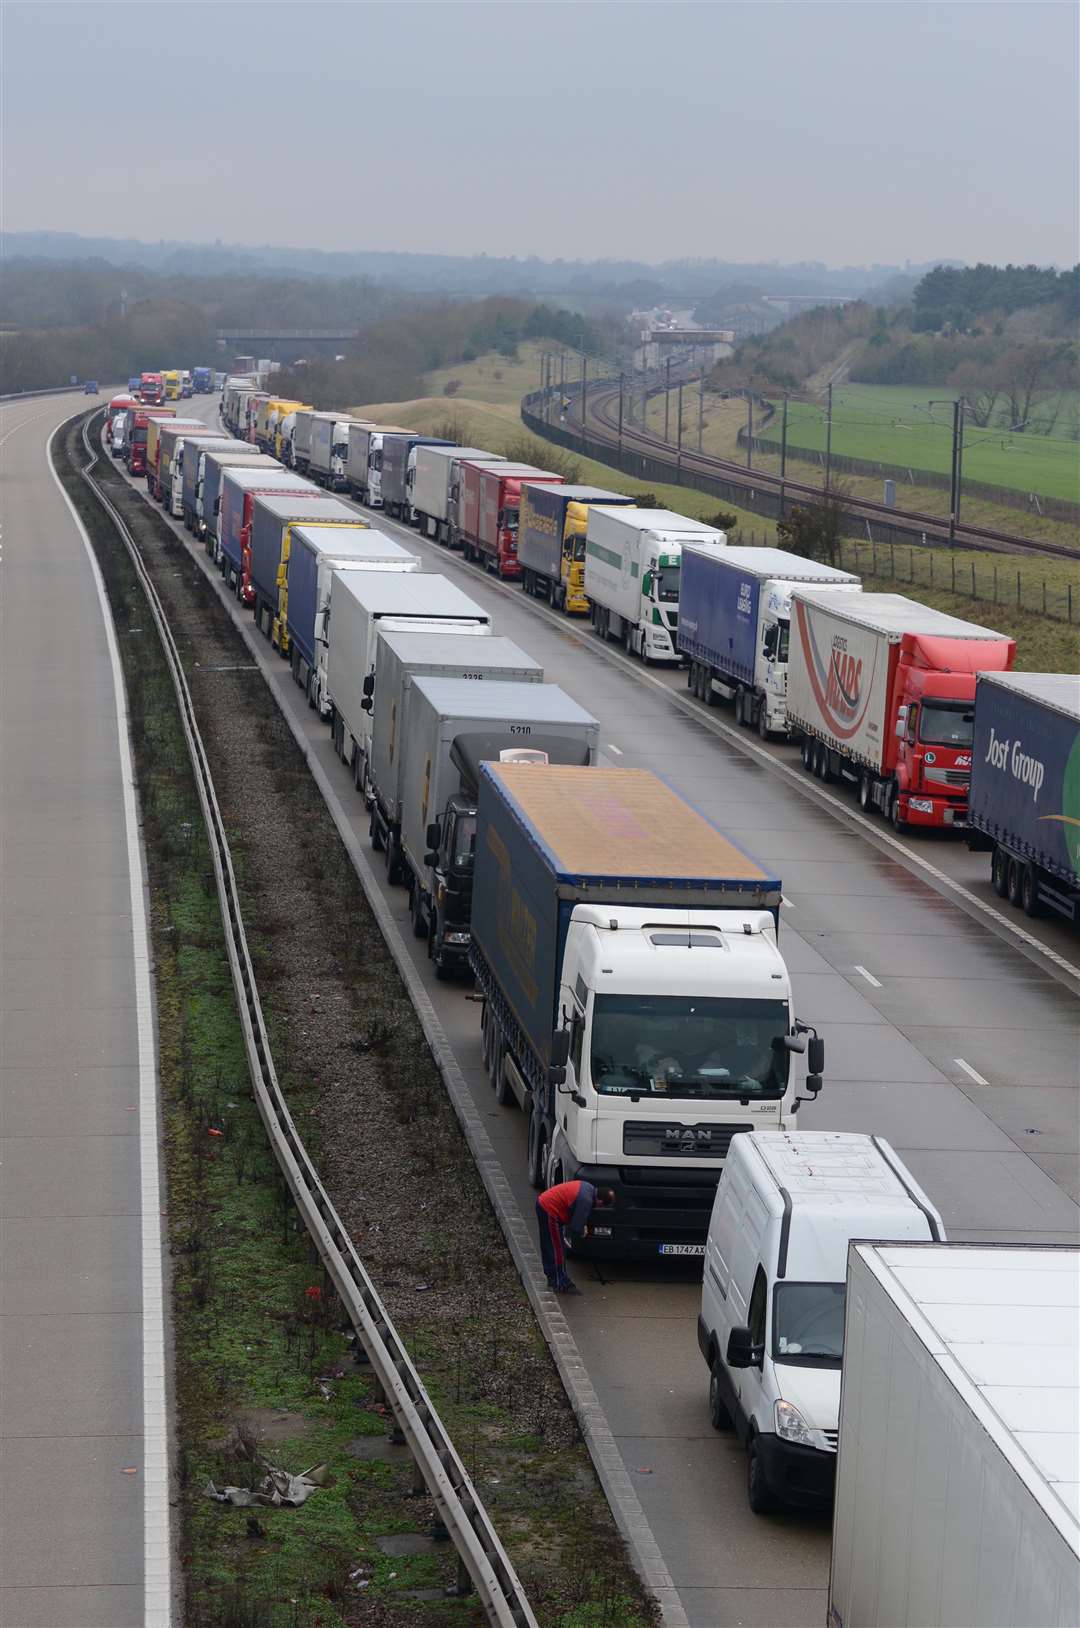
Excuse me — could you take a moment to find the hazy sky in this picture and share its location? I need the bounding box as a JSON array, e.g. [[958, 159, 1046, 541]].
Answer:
[[3, 1, 1077, 266]]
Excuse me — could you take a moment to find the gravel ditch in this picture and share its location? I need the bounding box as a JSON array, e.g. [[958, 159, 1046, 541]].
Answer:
[[75, 418, 657, 1627]]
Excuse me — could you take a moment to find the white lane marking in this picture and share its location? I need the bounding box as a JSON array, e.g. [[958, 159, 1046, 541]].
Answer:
[[854, 964, 882, 988], [606, 742, 623, 756], [955, 1057, 990, 1087], [0, 404, 59, 449], [46, 424, 173, 1628]]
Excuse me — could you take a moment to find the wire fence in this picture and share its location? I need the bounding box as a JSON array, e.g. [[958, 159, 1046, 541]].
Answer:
[[832, 537, 1077, 624]]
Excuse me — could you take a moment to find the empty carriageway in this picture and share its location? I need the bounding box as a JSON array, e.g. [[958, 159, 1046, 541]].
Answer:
[[137, 396, 1080, 1628], [0, 393, 171, 1628]]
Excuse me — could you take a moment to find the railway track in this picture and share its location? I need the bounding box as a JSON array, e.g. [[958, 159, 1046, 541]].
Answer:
[[73, 409, 538, 1628], [537, 377, 1076, 561]]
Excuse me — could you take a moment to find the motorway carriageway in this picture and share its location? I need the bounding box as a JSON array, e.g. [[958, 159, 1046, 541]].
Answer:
[[1, 392, 170, 1628], [125, 400, 1078, 1628]]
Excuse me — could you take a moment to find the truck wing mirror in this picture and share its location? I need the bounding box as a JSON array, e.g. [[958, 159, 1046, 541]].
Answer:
[[895, 704, 908, 739], [426, 821, 441, 850], [807, 1036, 825, 1076], [362, 673, 375, 697], [726, 1326, 762, 1369], [550, 1029, 571, 1068]]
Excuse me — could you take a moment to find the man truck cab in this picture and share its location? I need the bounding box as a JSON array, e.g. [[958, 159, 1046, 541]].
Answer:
[[698, 1130, 943, 1513]]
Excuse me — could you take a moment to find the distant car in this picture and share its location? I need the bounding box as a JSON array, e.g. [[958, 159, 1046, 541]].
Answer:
[[83, 380, 100, 395]]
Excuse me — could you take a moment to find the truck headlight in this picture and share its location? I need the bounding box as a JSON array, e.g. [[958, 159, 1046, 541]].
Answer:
[[444, 930, 471, 946], [909, 797, 934, 814], [774, 1399, 828, 1449]]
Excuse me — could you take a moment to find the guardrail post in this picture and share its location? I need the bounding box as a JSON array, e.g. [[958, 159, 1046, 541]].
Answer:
[[446, 1555, 474, 1599]]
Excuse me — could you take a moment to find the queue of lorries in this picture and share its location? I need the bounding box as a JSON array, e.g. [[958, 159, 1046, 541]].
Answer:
[[102, 375, 1078, 1619]]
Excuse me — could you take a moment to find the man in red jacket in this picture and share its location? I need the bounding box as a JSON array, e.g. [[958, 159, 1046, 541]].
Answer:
[[536, 1179, 614, 1295]]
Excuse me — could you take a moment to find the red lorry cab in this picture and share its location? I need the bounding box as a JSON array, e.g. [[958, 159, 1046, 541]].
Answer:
[[128, 408, 176, 474], [140, 372, 165, 406], [789, 591, 1015, 830], [238, 486, 316, 607], [459, 461, 563, 578]]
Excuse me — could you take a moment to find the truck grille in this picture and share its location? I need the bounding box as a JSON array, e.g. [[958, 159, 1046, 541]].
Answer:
[[924, 766, 969, 788], [623, 1122, 753, 1158], [822, 1430, 839, 1453]]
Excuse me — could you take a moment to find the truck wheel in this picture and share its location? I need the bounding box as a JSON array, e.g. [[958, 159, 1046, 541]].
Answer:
[[801, 738, 814, 774], [369, 808, 384, 853], [858, 772, 873, 812], [889, 783, 907, 831], [709, 1359, 733, 1430], [991, 846, 1010, 897], [385, 833, 403, 886], [735, 689, 746, 727], [527, 1111, 548, 1189], [757, 701, 770, 741], [746, 1436, 777, 1514], [1021, 864, 1042, 918], [409, 883, 427, 939], [814, 741, 830, 782], [1006, 857, 1023, 907]]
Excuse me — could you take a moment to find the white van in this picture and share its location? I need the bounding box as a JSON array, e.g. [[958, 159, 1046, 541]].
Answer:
[[697, 1130, 944, 1514]]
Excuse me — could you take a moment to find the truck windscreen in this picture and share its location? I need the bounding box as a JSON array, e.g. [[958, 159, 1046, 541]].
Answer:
[[590, 995, 789, 1099], [919, 699, 975, 746], [772, 1282, 845, 1366], [655, 565, 680, 603]]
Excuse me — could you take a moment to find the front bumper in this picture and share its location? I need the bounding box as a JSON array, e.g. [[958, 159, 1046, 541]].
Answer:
[[564, 1162, 721, 1261], [756, 1431, 836, 1507], [900, 792, 967, 828]]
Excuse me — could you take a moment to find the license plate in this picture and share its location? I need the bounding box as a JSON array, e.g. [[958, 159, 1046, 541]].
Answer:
[[658, 1243, 705, 1257]]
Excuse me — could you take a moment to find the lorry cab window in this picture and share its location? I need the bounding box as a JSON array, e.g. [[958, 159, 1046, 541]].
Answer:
[[451, 813, 476, 868], [589, 994, 789, 1099], [777, 621, 790, 663], [919, 699, 975, 747], [572, 538, 587, 562], [772, 1282, 845, 1366], [499, 507, 519, 535], [655, 565, 680, 603]]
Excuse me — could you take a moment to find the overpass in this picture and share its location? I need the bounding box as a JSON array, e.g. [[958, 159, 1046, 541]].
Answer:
[[214, 328, 360, 364]]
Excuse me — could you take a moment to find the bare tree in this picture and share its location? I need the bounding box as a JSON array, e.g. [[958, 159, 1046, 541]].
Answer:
[[776, 481, 852, 568]]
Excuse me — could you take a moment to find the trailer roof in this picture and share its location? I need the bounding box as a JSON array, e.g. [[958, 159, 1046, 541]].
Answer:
[[523, 484, 634, 503], [412, 677, 590, 724], [854, 1243, 1080, 1550], [331, 571, 486, 619], [977, 671, 1080, 723], [292, 524, 406, 559], [417, 446, 500, 463], [253, 493, 355, 521], [689, 545, 858, 583], [589, 507, 725, 532], [484, 764, 778, 885], [203, 450, 280, 469], [793, 589, 1007, 641], [377, 630, 541, 671]]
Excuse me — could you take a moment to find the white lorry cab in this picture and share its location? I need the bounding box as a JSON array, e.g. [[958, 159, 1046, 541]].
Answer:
[[584, 508, 727, 664], [698, 1130, 944, 1514]]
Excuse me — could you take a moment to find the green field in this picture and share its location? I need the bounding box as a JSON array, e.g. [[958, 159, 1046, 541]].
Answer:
[[772, 386, 1080, 504]]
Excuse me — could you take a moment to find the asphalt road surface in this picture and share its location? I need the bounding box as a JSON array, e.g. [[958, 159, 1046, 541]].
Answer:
[[0, 393, 170, 1628], [125, 400, 1079, 1628]]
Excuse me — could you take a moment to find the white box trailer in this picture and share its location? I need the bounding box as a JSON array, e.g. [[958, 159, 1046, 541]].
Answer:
[[325, 572, 491, 792], [412, 446, 502, 543], [292, 409, 319, 471], [369, 631, 544, 869], [344, 422, 412, 505], [584, 507, 728, 663], [310, 413, 368, 490], [830, 1242, 1079, 1628], [285, 525, 421, 712]]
